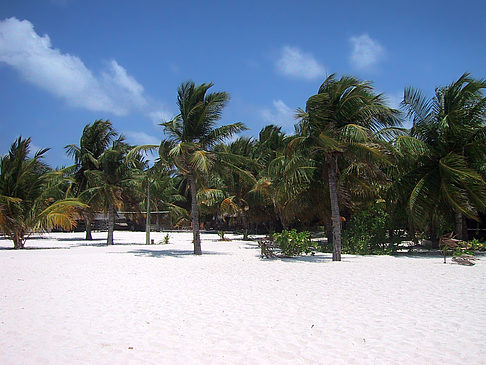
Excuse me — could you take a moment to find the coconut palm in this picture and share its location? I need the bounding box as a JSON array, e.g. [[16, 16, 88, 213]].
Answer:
[[65, 120, 117, 239], [250, 126, 315, 231], [84, 136, 142, 245], [0, 137, 86, 248], [211, 137, 258, 231], [131, 81, 246, 254], [297, 74, 400, 260], [397, 73, 486, 242]]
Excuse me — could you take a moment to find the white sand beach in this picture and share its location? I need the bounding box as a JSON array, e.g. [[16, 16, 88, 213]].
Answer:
[[0, 231, 485, 364]]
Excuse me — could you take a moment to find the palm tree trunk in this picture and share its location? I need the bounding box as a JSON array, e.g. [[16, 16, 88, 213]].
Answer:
[[85, 216, 93, 240], [145, 179, 151, 245], [455, 211, 465, 241], [13, 232, 24, 249], [107, 203, 115, 245], [188, 172, 202, 255], [327, 153, 342, 261]]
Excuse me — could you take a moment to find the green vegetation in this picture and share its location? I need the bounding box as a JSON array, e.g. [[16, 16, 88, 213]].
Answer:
[[163, 234, 170, 245], [342, 203, 397, 255], [0, 138, 86, 248], [273, 230, 316, 256], [2, 73, 485, 256]]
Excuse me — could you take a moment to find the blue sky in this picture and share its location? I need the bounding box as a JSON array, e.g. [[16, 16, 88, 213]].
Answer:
[[1, 0, 485, 167]]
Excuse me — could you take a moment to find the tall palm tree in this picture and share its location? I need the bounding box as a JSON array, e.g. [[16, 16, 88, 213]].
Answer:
[[397, 73, 486, 242], [250, 126, 314, 231], [0, 137, 86, 248], [85, 136, 142, 245], [132, 81, 246, 254], [65, 120, 117, 239], [212, 137, 258, 231], [298, 74, 400, 261]]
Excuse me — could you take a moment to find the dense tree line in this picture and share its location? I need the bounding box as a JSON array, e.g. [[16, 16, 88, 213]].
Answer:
[[1, 73, 485, 261]]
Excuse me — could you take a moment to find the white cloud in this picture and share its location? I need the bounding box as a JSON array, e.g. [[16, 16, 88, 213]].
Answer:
[[261, 100, 295, 131], [386, 91, 403, 110], [0, 17, 170, 119], [276, 46, 325, 80], [349, 34, 385, 69], [124, 131, 160, 146], [147, 109, 173, 125]]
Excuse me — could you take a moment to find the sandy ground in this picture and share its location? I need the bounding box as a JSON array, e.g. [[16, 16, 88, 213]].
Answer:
[[0, 231, 485, 364]]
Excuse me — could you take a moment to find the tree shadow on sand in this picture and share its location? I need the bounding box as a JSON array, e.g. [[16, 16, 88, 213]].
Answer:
[[55, 237, 106, 242], [259, 253, 332, 263], [0, 246, 70, 250], [120, 249, 228, 258]]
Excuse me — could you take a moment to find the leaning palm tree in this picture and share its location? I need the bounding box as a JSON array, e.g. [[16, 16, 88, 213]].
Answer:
[[0, 137, 86, 248], [396, 73, 486, 242], [297, 74, 401, 261], [65, 120, 117, 239], [131, 81, 246, 254]]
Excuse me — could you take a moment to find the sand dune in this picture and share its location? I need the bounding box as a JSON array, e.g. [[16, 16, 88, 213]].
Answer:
[[1, 231, 485, 364]]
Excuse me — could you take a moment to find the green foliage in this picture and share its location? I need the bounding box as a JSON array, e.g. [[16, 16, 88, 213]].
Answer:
[[273, 229, 316, 256], [343, 204, 397, 255], [218, 230, 231, 241], [163, 234, 170, 245], [0, 137, 86, 248], [452, 238, 486, 256]]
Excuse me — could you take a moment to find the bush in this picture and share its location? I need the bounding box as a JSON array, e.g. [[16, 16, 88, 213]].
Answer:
[[218, 231, 231, 241], [273, 229, 316, 256], [163, 234, 170, 245], [452, 238, 486, 256], [343, 204, 398, 255]]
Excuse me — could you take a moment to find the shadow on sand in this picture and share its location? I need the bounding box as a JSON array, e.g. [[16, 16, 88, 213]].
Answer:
[[55, 237, 106, 242], [119, 249, 228, 258], [259, 253, 332, 263]]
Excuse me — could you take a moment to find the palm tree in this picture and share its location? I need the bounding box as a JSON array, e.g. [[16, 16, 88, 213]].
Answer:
[[298, 74, 400, 261], [65, 120, 117, 239], [85, 136, 142, 245], [250, 126, 314, 231], [397, 73, 486, 242], [140, 161, 187, 244], [0, 137, 86, 248], [212, 137, 258, 231], [132, 81, 246, 254]]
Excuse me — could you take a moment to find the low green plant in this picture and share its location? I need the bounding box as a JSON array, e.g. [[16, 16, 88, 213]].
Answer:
[[342, 204, 398, 255], [218, 230, 231, 241], [452, 238, 486, 256], [163, 234, 170, 245], [243, 229, 250, 241], [273, 229, 316, 256]]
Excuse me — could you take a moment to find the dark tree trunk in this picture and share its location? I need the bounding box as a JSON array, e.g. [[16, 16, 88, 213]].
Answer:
[[327, 153, 342, 261], [278, 210, 288, 231], [241, 211, 249, 232], [188, 172, 202, 255], [455, 211, 465, 241], [429, 220, 439, 249], [13, 232, 25, 249], [107, 203, 115, 245], [85, 216, 93, 240], [145, 180, 151, 245], [326, 219, 333, 246]]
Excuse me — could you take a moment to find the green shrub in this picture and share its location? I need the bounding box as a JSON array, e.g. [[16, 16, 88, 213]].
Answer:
[[452, 238, 486, 256], [343, 204, 398, 255], [163, 234, 170, 245], [273, 229, 316, 256], [218, 231, 231, 241]]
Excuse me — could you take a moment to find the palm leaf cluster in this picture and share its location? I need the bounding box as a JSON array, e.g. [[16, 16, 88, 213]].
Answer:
[[2, 74, 485, 258], [0, 137, 85, 248]]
